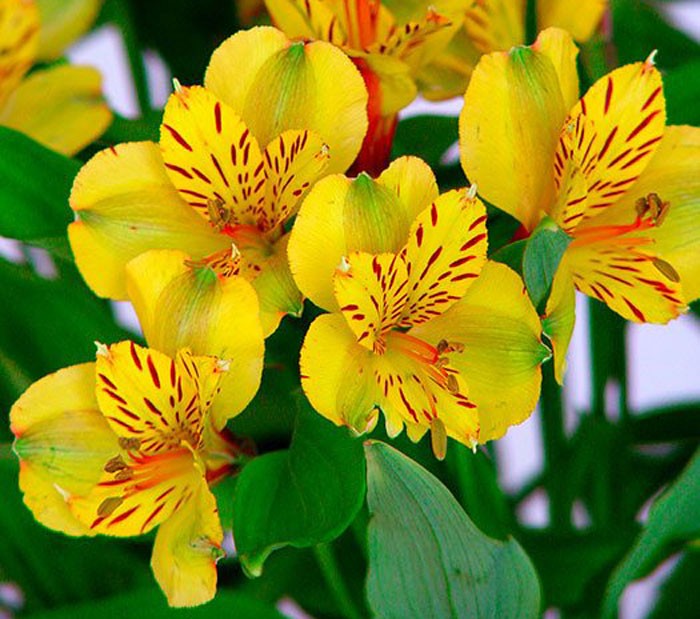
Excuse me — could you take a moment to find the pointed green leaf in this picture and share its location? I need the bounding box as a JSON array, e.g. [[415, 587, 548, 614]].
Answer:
[[602, 448, 700, 618], [233, 395, 366, 577], [365, 441, 540, 619]]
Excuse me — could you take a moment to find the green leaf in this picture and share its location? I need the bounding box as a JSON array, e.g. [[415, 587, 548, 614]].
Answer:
[[602, 448, 700, 618], [391, 115, 458, 169], [23, 588, 286, 619], [365, 441, 541, 619], [232, 395, 366, 576], [0, 126, 80, 241], [629, 403, 700, 444], [664, 59, 700, 126], [490, 239, 526, 276], [522, 217, 571, 309], [648, 551, 700, 619]]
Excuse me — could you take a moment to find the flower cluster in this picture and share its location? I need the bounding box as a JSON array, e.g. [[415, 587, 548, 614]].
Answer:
[[7, 0, 700, 608]]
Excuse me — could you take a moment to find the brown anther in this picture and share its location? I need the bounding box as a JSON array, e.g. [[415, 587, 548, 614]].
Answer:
[[652, 257, 681, 283], [206, 197, 232, 232], [430, 417, 447, 461], [437, 339, 465, 354], [446, 373, 460, 394], [104, 455, 129, 473], [115, 469, 135, 481], [636, 193, 670, 225], [118, 437, 141, 451], [97, 496, 124, 518]]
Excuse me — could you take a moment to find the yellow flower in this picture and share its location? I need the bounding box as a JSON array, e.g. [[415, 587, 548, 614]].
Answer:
[[418, 0, 607, 100], [265, 0, 467, 173], [0, 0, 111, 154], [11, 341, 253, 607], [68, 27, 368, 336], [459, 28, 700, 380], [288, 157, 549, 457]]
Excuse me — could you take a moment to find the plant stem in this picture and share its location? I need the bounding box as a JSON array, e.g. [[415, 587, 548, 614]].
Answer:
[[540, 362, 570, 531], [313, 543, 363, 619], [106, 0, 151, 115]]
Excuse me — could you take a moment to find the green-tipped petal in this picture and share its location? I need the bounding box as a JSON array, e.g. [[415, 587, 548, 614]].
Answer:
[[126, 249, 264, 428]]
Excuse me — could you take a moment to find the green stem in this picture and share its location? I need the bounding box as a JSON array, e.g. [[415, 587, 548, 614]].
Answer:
[[540, 362, 570, 531], [105, 0, 151, 115], [313, 543, 363, 619]]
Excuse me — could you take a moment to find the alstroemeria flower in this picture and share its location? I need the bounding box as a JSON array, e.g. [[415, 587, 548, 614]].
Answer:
[[0, 0, 111, 154], [418, 0, 607, 101], [265, 0, 468, 174], [10, 341, 253, 607], [288, 157, 549, 457], [459, 28, 700, 380], [68, 27, 368, 336]]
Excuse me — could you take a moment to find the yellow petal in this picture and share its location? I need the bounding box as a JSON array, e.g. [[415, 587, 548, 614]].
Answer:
[[34, 0, 102, 60], [564, 236, 686, 324], [537, 0, 607, 43], [459, 35, 569, 231], [261, 128, 330, 230], [151, 480, 223, 608], [205, 27, 368, 174], [334, 251, 409, 350], [463, 0, 525, 54], [289, 157, 436, 312], [357, 51, 417, 117], [0, 0, 38, 108], [126, 249, 264, 428], [265, 0, 341, 44], [1, 64, 111, 155], [400, 188, 487, 327], [160, 85, 265, 227], [11, 363, 120, 498], [300, 313, 379, 433], [532, 27, 580, 112], [551, 60, 666, 230], [412, 262, 549, 442], [69, 141, 227, 299], [543, 264, 576, 384]]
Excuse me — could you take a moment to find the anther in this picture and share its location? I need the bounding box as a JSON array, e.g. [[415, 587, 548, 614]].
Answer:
[[446, 374, 459, 394], [207, 198, 232, 231], [97, 496, 124, 518], [652, 257, 680, 283], [104, 455, 129, 473], [118, 437, 141, 451]]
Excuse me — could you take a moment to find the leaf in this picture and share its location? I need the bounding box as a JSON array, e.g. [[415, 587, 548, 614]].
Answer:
[[391, 115, 458, 169], [602, 448, 700, 618], [522, 217, 571, 310], [490, 239, 526, 276], [22, 588, 286, 618], [628, 403, 700, 444], [365, 441, 541, 619], [0, 126, 80, 241], [648, 551, 700, 619], [232, 395, 366, 577], [664, 59, 700, 126]]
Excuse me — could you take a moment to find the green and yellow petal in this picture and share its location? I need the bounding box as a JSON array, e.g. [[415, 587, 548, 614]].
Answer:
[[125, 250, 264, 428], [412, 262, 549, 442], [542, 263, 577, 384], [151, 480, 224, 607], [460, 31, 570, 231], [205, 27, 368, 173], [69, 141, 227, 299], [0, 64, 111, 155]]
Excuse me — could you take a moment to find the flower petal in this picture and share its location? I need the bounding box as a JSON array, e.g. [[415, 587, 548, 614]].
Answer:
[[551, 60, 666, 231], [261, 128, 330, 230], [564, 237, 686, 323], [459, 31, 569, 231], [537, 0, 606, 43], [0, 0, 38, 108], [543, 264, 576, 384], [69, 141, 227, 299], [34, 0, 102, 60], [126, 250, 264, 428], [300, 313, 380, 433], [463, 0, 524, 54], [11, 363, 120, 502], [205, 27, 368, 173], [265, 0, 341, 43], [412, 262, 548, 442], [532, 27, 580, 112], [151, 480, 223, 608], [289, 156, 436, 312], [160, 85, 265, 227], [400, 188, 488, 327], [1, 65, 111, 155]]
